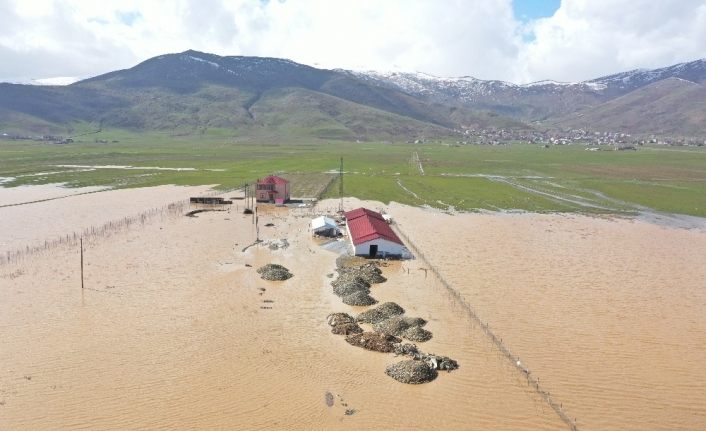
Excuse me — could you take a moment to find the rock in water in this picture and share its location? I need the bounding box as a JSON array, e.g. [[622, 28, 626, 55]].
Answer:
[[385, 360, 438, 384]]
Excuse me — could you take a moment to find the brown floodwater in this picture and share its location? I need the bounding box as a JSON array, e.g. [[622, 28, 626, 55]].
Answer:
[[0, 184, 213, 255], [0, 193, 565, 430], [391, 204, 706, 430]]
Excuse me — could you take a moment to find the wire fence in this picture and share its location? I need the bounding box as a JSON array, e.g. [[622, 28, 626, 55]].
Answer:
[[392, 221, 579, 431], [0, 188, 236, 267]]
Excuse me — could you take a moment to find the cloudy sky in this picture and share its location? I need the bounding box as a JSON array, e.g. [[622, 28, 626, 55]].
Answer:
[[1, 0, 706, 84]]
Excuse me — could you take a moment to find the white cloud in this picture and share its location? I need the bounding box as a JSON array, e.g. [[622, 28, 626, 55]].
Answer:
[[519, 0, 706, 82], [1, 0, 705, 84]]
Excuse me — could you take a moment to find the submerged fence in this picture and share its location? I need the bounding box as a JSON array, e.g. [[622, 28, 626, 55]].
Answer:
[[392, 222, 579, 431], [0, 188, 237, 267]]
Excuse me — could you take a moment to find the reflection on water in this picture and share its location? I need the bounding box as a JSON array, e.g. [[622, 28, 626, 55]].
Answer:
[[393, 205, 706, 431]]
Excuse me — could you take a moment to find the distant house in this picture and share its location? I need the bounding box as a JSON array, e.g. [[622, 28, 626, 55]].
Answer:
[[344, 208, 409, 258], [256, 175, 290, 203], [311, 216, 340, 237]]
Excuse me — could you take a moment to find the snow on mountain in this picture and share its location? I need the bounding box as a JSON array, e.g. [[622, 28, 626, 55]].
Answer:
[[587, 58, 706, 92], [346, 69, 603, 104], [347, 58, 706, 106], [346, 70, 518, 103]]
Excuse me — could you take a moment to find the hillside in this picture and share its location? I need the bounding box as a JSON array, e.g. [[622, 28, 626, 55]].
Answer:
[[352, 58, 706, 127], [554, 78, 706, 135], [2, 51, 705, 138], [0, 50, 527, 139]]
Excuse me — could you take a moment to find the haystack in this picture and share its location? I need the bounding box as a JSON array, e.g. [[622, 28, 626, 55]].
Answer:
[[385, 360, 438, 384]]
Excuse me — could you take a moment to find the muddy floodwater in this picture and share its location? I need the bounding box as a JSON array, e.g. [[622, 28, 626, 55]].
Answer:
[[392, 204, 706, 430], [0, 193, 564, 430], [0, 184, 213, 255], [2, 190, 705, 430]]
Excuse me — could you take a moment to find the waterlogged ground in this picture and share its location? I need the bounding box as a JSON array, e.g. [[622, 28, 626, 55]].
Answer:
[[3, 189, 706, 430], [0, 184, 213, 255], [392, 204, 706, 430], [0, 193, 564, 430]]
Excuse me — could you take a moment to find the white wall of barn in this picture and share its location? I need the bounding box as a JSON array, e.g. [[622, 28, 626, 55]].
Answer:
[[352, 238, 406, 257]]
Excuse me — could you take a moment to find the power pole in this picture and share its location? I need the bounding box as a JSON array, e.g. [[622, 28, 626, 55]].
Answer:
[[338, 157, 344, 213], [80, 237, 84, 289]]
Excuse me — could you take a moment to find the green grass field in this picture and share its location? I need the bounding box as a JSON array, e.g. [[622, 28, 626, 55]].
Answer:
[[2, 129, 705, 217]]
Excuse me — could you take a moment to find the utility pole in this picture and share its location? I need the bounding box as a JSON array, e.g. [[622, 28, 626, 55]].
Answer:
[[338, 157, 344, 213], [80, 237, 84, 289]]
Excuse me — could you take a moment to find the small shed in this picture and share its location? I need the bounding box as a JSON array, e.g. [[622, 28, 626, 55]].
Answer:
[[311, 216, 340, 237], [256, 175, 291, 203], [344, 208, 409, 258]]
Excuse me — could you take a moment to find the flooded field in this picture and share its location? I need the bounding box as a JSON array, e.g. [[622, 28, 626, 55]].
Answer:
[[4, 188, 703, 430], [0, 184, 213, 255], [392, 205, 706, 430], [0, 193, 564, 430]]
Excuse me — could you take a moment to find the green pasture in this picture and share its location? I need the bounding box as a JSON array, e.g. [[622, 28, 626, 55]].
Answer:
[[1, 130, 705, 217]]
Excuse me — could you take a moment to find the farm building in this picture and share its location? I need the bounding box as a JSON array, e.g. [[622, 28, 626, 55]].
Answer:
[[256, 175, 290, 204], [310, 216, 340, 237], [344, 208, 409, 258]]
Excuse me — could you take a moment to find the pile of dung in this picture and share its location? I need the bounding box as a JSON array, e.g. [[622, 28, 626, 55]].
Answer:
[[331, 271, 370, 287], [345, 332, 401, 353], [392, 344, 459, 372], [385, 360, 438, 384], [335, 255, 368, 270], [331, 323, 364, 335], [403, 326, 433, 342], [342, 291, 377, 306], [267, 239, 290, 250], [332, 275, 370, 297], [327, 313, 355, 326], [356, 302, 405, 324], [393, 343, 420, 357], [256, 263, 293, 281], [423, 354, 459, 371], [339, 263, 386, 285], [326, 313, 363, 335], [373, 316, 427, 337]]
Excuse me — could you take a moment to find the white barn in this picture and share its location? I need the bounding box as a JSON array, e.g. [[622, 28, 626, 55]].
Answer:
[[344, 208, 409, 258], [311, 216, 340, 237]]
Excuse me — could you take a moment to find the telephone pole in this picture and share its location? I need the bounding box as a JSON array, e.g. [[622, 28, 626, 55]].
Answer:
[[338, 157, 344, 213]]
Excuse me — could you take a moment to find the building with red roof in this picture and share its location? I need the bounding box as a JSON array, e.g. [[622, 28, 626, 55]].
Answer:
[[344, 207, 409, 258], [256, 175, 290, 203]]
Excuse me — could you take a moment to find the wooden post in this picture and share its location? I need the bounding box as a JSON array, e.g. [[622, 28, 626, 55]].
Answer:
[[80, 237, 84, 289]]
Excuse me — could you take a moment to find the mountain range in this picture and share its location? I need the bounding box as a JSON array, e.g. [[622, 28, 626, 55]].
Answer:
[[1, 50, 705, 139]]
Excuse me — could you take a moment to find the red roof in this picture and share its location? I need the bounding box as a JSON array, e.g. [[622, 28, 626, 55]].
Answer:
[[258, 175, 289, 185], [345, 208, 403, 246]]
